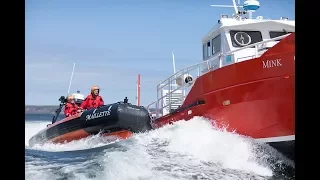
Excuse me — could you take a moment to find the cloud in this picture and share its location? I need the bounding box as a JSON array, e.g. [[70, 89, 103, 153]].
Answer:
[[26, 56, 169, 105]]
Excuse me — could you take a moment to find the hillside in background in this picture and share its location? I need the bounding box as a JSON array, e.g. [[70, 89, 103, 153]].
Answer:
[[25, 105, 58, 114]]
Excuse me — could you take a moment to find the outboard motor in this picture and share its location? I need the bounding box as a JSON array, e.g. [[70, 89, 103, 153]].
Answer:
[[72, 90, 85, 106]]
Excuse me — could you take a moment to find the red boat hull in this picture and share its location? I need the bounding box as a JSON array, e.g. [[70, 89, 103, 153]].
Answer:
[[152, 34, 295, 159]]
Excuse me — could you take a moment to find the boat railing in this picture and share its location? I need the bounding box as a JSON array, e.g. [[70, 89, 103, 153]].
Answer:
[[147, 33, 292, 119], [146, 101, 156, 109]]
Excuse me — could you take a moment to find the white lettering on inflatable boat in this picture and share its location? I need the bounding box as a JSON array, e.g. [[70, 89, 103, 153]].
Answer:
[[262, 59, 282, 68], [86, 105, 112, 121]]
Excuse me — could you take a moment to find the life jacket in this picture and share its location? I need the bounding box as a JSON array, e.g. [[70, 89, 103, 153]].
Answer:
[[64, 103, 80, 117], [80, 94, 104, 110]]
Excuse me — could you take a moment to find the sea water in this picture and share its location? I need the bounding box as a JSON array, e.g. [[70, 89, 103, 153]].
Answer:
[[25, 114, 295, 180]]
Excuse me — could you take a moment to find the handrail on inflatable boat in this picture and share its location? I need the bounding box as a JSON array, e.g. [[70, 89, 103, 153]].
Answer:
[[51, 95, 67, 124]]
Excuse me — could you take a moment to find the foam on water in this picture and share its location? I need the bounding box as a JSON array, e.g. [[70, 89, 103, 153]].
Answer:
[[25, 116, 293, 180], [25, 120, 50, 146], [101, 117, 274, 179], [25, 120, 119, 151], [31, 133, 120, 152]]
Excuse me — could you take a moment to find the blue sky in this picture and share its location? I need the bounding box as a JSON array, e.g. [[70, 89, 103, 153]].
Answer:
[[25, 0, 295, 105]]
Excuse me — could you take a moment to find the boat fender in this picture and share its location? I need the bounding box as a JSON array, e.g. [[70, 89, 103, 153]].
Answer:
[[176, 74, 194, 87]]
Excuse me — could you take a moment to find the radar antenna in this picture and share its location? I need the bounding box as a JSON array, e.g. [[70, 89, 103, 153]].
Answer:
[[210, 0, 260, 19], [51, 62, 76, 124]]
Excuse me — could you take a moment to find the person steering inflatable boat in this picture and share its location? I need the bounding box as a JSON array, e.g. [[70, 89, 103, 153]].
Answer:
[[81, 85, 104, 110], [64, 94, 82, 117], [63, 85, 104, 117]]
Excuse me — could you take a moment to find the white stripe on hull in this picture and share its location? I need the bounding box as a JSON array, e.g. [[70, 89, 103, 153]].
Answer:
[[256, 135, 295, 143]]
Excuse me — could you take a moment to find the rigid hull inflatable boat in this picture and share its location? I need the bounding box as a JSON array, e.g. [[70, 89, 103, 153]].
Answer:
[[29, 96, 152, 147]]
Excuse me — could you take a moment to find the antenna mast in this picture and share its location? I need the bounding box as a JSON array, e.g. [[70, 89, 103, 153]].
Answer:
[[136, 74, 141, 106], [210, 0, 260, 19], [172, 51, 176, 74], [67, 62, 76, 94]]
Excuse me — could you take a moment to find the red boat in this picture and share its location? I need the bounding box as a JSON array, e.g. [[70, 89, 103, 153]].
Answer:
[[146, 0, 295, 160]]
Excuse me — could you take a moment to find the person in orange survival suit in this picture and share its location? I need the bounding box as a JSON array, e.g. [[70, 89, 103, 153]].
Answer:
[[64, 95, 83, 117], [80, 85, 104, 110]]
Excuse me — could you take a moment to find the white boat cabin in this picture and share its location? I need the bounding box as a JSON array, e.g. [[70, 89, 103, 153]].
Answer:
[[202, 16, 295, 71]]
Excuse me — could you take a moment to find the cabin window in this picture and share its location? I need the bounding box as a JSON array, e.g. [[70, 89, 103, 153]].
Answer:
[[207, 41, 211, 57], [202, 44, 206, 60], [203, 44, 207, 60], [269, 31, 292, 40], [229, 30, 263, 48], [212, 35, 221, 55]]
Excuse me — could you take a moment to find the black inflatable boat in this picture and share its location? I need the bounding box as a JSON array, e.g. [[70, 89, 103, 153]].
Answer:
[[28, 96, 153, 147]]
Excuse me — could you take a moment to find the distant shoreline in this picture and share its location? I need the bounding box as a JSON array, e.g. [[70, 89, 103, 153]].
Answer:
[[25, 105, 59, 114]]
